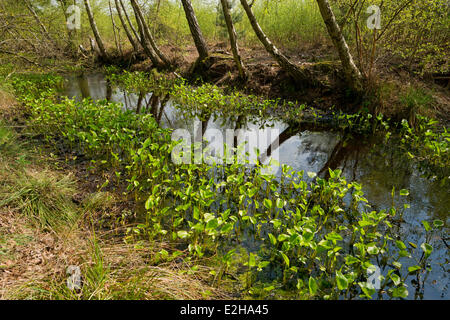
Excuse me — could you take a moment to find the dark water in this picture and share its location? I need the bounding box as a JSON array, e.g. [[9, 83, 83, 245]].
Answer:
[[63, 73, 449, 300]]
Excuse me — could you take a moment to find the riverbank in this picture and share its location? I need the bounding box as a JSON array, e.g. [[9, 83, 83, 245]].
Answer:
[[0, 72, 447, 300], [2, 43, 449, 127]]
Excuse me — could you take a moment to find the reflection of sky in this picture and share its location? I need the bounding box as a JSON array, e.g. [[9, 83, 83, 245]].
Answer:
[[64, 74, 108, 101], [63, 73, 449, 299], [279, 131, 339, 173]]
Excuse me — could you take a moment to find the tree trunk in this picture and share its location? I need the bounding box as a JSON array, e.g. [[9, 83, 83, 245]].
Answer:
[[239, 0, 311, 86], [108, 0, 122, 55], [57, 0, 77, 56], [156, 0, 162, 14], [130, 0, 162, 67], [83, 0, 108, 59], [130, 0, 170, 66], [316, 0, 363, 92], [220, 0, 247, 80], [180, 0, 209, 61], [114, 0, 139, 52], [119, 0, 141, 44]]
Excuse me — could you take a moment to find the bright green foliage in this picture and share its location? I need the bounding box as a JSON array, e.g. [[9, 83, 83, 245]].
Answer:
[[11, 73, 441, 300], [400, 116, 449, 179]]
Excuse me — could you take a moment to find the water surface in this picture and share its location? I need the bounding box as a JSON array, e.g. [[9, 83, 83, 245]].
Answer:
[[63, 73, 449, 299]]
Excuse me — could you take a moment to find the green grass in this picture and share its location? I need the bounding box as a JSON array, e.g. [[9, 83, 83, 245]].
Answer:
[[400, 87, 434, 113], [0, 122, 20, 157], [0, 170, 80, 231], [0, 122, 80, 231]]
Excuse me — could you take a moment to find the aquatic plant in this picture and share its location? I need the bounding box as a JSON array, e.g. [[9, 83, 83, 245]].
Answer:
[[11, 74, 443, 300]]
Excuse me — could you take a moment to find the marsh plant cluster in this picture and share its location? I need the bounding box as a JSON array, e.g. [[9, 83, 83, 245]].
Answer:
[[11, 73, 445, 300]]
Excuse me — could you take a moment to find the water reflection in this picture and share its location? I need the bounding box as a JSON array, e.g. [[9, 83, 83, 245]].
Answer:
[[62, 73, 448, 299]]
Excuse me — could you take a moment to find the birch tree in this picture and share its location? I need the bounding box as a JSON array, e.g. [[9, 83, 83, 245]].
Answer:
[[114, 0, 139, 52], [130, 0, 170, 67], [180, 0, 209, 62], [83, 0, 108, 59], [316, 0, 363, 92], [220, 0, 247, 80], [239, 0, 312, 86]]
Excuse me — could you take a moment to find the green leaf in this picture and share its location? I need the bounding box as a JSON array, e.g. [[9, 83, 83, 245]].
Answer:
[[204, 212, 215, 222], [326, 232, 343, 242], [422, 220, 432, 232], [399, 189, 410, 196], [258, 261, 270, 270], [177, 230, 189, 239], [358, 282, 375, 299], [221, 223, 233, 233], [144, 196, 153, 210], [390, 273, 401, 286], [277, 234, 290, 242], [408, 242, 417, 249], [280, 252, 290, 267], [206, 218, 218, 230], [307, 172, 317, 179], [392, 286, 409, 298], [433, 219, 444, 228], [345, 255, 359, 265], [408, 265, 422, 274], [193, 206, 200, 220], [263, 198, 272, 209], [336, 271, 348, 290], [398, 250, 411, 258], [420, 242, 433, 258], [248, 187, 258, 198], [309, 277, 318, 295], [276, 198, 285, 209], [395, 240, 407, 250], [248, 253, 256, 268], [367, 245, 380, 255], [173, 217, 184, 227], [268, 233, 277, 245], [296, 279, 304, 291]]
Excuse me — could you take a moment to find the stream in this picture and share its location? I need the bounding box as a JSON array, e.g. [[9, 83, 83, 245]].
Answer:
[[62, 73, 449, 300]]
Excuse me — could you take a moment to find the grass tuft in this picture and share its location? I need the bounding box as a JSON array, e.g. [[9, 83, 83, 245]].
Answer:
[[0, 167, 80, 231]]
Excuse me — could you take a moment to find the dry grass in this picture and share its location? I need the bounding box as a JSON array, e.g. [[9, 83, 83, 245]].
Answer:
[[0, 89, 18, 121], [76, 240, 231, 300], [0, 90, 15, 109], [0, 209, 85, 299]]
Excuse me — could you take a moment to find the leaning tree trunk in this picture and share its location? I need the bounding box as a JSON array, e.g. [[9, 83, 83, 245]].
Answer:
[[83, 0, 108, 59], [58, 0, 77, 56], [239, 0, 311, 86], [132, 3, 162, 67], [220, 0, 247, 80], [130, 0, 170, 66], [180, 0, 209, 61], [114, 0, 139, 52], [108, 0, 122, 55], [119, 0, 141, 44], [316, 0, 363, 92]]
